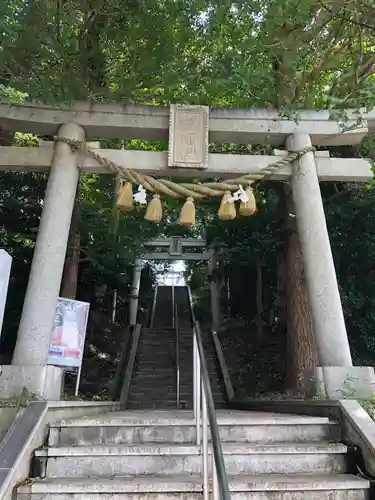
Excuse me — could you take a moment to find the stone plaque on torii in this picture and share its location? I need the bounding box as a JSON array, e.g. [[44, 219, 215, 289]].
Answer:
[[168, 104, 209, 169], [0, 101, 374, 400], [142, 237, 214, 261]]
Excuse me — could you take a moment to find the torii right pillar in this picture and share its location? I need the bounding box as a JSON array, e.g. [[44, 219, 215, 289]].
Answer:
[[287, 132, 375, 399]]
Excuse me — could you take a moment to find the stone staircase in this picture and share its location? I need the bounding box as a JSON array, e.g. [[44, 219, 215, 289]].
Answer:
[[18, 409, 369, 500], [127, 285, 227, 409]]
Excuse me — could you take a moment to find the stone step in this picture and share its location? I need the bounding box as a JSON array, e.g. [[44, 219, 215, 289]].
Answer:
[[139, 335, 195, 340], [52, 410, 336, 427], [143, 324, 193, 335], [133, 364, 220, 371], [128, 385, 194, 392], [144, 328, 193, 333], [17, 474, 369, 500], [129, 377, 190, 384], [126, 402, 194, 410], [135, 351, 214, 358], [35, 442, 347, 477], [131, 376, 204, 382], [128, 386, 221, 393], [132, 367, 175, 372], [138, 343, 192, 348], [125, 404, 231, 410], [55, 420, 340, 446], [134, 352, 193, 359], [128, 393, 223, 402], [128, 387, 223, 396], [136, 347, 194, 354], [128, 386, 192, 393], [135, 350, 193, 357], [140, 334, 193, 339]]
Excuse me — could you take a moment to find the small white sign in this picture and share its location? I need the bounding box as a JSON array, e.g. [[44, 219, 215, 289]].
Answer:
[[0, 250, 12, 337]]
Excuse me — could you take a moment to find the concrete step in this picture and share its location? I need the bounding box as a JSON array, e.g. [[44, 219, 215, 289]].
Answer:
[[18, 474, 369, 500], [129, 378, 188, 384], [55, 419, 340, 446], [132, 370, 177, 376], [128, 389, 193, 396], [35, 442, 347, 477], [127, 391, 224, 403], [132, 366, 219, 374], [51, 410, 340, 446], [140, 331, 193, 336], [129, 387, 189, 392], [53, 410, 335, 426], [126, 402, 193, 409], [127, 396, 225, 406], [135, 351, 193, 358], [144, 329, 193, 333], [135, 352, 193, 358], [138, 340, 193, 345]]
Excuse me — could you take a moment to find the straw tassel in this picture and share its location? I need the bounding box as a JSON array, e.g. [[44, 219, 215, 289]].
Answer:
[[144, 193, 163, 222], [116, 181, 134, 212], [218, 190, 236, 220], [239, 186, 257, 216], [179, 197, 196, 227]]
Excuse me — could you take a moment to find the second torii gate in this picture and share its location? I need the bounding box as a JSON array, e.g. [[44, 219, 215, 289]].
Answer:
[[129, 237, 220, 327], [0, 101, 374, 399]]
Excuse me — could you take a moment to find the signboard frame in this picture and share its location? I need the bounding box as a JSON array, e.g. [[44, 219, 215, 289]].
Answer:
[[48, 297, 90, 395]]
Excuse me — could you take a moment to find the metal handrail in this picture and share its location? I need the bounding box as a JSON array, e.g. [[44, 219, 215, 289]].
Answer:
[[187, 285, 196, 324], [174, 299, 180, 409], [187, 286, 230, 500], [195, 322, 230, 500], [211, 329, 235, 401], [119, 324, 142, 407], [171, 284, 175, 328], [112, 325, 133, 401], [149, 286, 158, 327]]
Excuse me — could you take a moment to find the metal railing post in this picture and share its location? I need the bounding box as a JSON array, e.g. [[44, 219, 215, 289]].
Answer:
[[175, 302, 180, 409], [171, 284, 175, 329], [193, 330, 197, 418], [187, 286, 230, 500], [194, 329, 201, 445], [202, 381, 209, 500], [212, 459, 219, 500]]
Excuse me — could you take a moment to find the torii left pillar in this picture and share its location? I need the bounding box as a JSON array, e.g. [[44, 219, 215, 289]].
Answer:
[[0, 123, 85, 400]]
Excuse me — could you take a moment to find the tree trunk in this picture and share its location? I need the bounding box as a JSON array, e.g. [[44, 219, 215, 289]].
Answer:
[[60, 195, 80, 299], [284, 188, 318, 394]]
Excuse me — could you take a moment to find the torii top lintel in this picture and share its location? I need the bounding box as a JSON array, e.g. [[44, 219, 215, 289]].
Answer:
[[0, 101, 372, 147]]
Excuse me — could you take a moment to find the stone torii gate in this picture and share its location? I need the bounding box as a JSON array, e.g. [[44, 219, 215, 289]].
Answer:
[[129, 237, 220, 327], [0, 102, 374, 400]]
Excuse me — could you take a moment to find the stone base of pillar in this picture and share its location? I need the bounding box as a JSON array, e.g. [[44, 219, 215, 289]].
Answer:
[[306, 366, 375, 399], [0, 365, 63, 400]]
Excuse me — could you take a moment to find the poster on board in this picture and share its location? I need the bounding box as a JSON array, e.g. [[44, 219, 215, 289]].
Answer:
[[47, 298, 90, 368]]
